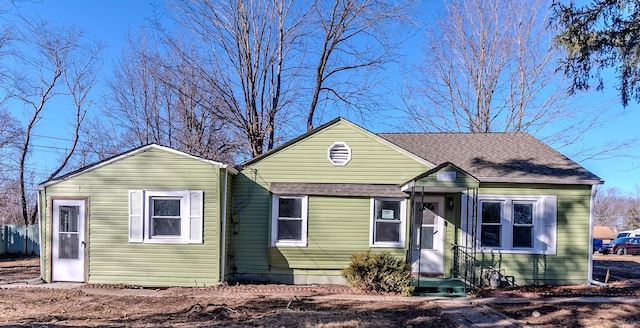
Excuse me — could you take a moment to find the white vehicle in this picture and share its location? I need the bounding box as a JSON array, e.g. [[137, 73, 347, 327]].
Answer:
[[615, 229, 640, 239]]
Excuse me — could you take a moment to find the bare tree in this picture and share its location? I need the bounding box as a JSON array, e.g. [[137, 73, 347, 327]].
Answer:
[[593, 187, 630, 229], [0, 110, 24, 225], [0, 110, 21, 149], [0, 178, 23, 225], [406, 0, 564, 132], [162, 0, 305, 157], [103, 0, 413, 158], [7, 18, 102, 225], [100, 29, 241, 163], [623, 204, 640, 230], [402, 0, 622, 159], [104, 30, 175, 148], [305, 0, 410, 130]]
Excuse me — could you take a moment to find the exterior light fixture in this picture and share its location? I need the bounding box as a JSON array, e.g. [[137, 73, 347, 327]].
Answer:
[[447, 196, 454, 210]]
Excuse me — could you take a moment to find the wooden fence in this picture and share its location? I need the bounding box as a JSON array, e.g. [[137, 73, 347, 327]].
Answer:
[[0, 224, 40, 255]]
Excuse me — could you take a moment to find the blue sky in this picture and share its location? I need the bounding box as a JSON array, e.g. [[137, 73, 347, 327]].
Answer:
[[8, 0, 640, 194]]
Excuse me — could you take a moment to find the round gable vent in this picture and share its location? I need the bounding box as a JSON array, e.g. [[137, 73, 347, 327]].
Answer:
[[328, 142, 352, 166]]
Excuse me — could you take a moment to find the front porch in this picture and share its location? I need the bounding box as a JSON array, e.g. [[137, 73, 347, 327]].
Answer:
[[403, 163, 482, 296]]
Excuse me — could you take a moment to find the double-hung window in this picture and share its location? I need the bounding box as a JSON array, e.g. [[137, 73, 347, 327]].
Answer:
[[271, 195, 308, 247], [370, 198, 406, 247], [128, 190, 203, 244], [512, 202, 534, 248], [476, 195, 556, 254]]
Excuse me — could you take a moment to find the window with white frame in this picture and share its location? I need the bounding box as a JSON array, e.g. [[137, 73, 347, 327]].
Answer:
[[128, 190, 203, 244], [271, 195, 308, 247], [476, 195, 557, 254], [370, 198, 406, 247]]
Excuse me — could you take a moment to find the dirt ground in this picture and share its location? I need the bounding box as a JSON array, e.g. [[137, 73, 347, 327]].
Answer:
[[479, 253, 640, 328], [0, 254, 639, 328]]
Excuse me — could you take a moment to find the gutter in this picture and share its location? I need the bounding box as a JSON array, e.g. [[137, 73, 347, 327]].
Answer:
[[587, 184, 607, 287], [219, 168, 229, 284]]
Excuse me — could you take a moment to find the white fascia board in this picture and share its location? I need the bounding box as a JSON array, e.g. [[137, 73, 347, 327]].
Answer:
[[38, 144, 237, 189], [478, 177, 603, 185]]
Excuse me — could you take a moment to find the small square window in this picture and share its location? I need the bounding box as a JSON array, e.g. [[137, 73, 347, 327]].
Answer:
[[482, 202, 501, 223], [481, 225, 501, 247], [513, 226, 533, 248], [278, 220, 302, 240], [513, 203, 533, 224]]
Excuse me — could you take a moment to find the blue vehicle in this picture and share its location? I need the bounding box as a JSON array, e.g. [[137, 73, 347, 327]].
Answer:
[[593, 238, 603, 253]]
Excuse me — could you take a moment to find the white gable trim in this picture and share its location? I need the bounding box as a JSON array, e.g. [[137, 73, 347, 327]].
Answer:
[[38, 144, 237, 189], [478, 177, 603, 185]]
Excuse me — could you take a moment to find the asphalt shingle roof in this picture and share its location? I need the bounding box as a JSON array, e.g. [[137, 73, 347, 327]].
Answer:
[[270, 182, 408, 198], [377, 132, 601, 183]]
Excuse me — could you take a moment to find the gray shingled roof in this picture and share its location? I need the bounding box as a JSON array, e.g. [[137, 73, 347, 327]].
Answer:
[[377, 132, 601, 184], [270, 182, 408, 198]]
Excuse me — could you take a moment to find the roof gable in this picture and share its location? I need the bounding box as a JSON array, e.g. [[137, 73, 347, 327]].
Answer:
[[38, 144, 237, 189], [240, 117, 432, 168]]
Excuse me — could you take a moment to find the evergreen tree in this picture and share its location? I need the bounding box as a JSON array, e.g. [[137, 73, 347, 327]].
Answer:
[[553, 0, 640, 106]]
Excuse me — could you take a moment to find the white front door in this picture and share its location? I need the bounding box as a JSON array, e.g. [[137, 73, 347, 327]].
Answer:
[[411, 196, 445, 275], [52, 199, 86, 282]]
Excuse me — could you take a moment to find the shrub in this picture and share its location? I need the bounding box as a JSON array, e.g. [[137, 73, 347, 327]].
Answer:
[[342, 251, 414, 296]]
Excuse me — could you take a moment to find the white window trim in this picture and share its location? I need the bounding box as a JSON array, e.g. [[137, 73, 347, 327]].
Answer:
[[128, 189, 203, 244], [369, 197, 406, 248], [271, 194, 308, 247], [144, 190, 190, 244], [477, 194, 548, 254]]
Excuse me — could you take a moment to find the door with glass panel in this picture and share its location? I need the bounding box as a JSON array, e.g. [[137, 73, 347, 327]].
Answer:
[[52, 199, 86, 282], [411, 196, 445, 275]]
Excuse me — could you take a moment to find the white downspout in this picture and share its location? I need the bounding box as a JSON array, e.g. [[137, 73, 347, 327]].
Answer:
[[35, 188, 45, 283], [588, 184, 606, 286], [219, 168, 229, 284]]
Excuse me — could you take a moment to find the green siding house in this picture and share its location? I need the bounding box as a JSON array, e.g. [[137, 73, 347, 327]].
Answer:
[[38, 118, 602, 288], [37, 145, 237, 287]]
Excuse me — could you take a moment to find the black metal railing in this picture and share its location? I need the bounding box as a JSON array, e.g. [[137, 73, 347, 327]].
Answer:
[[451, 243, 478, 290]]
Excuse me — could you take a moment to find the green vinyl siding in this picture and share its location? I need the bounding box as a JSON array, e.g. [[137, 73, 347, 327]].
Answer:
[[222, 170, 234, 279], [467, 183, 593, 285], [269, 196, 406, 270], [232, 121, 428, 277], [242, 122, 431, 184], [442, 196, 458, 278], [42, 148, 224, 287]]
